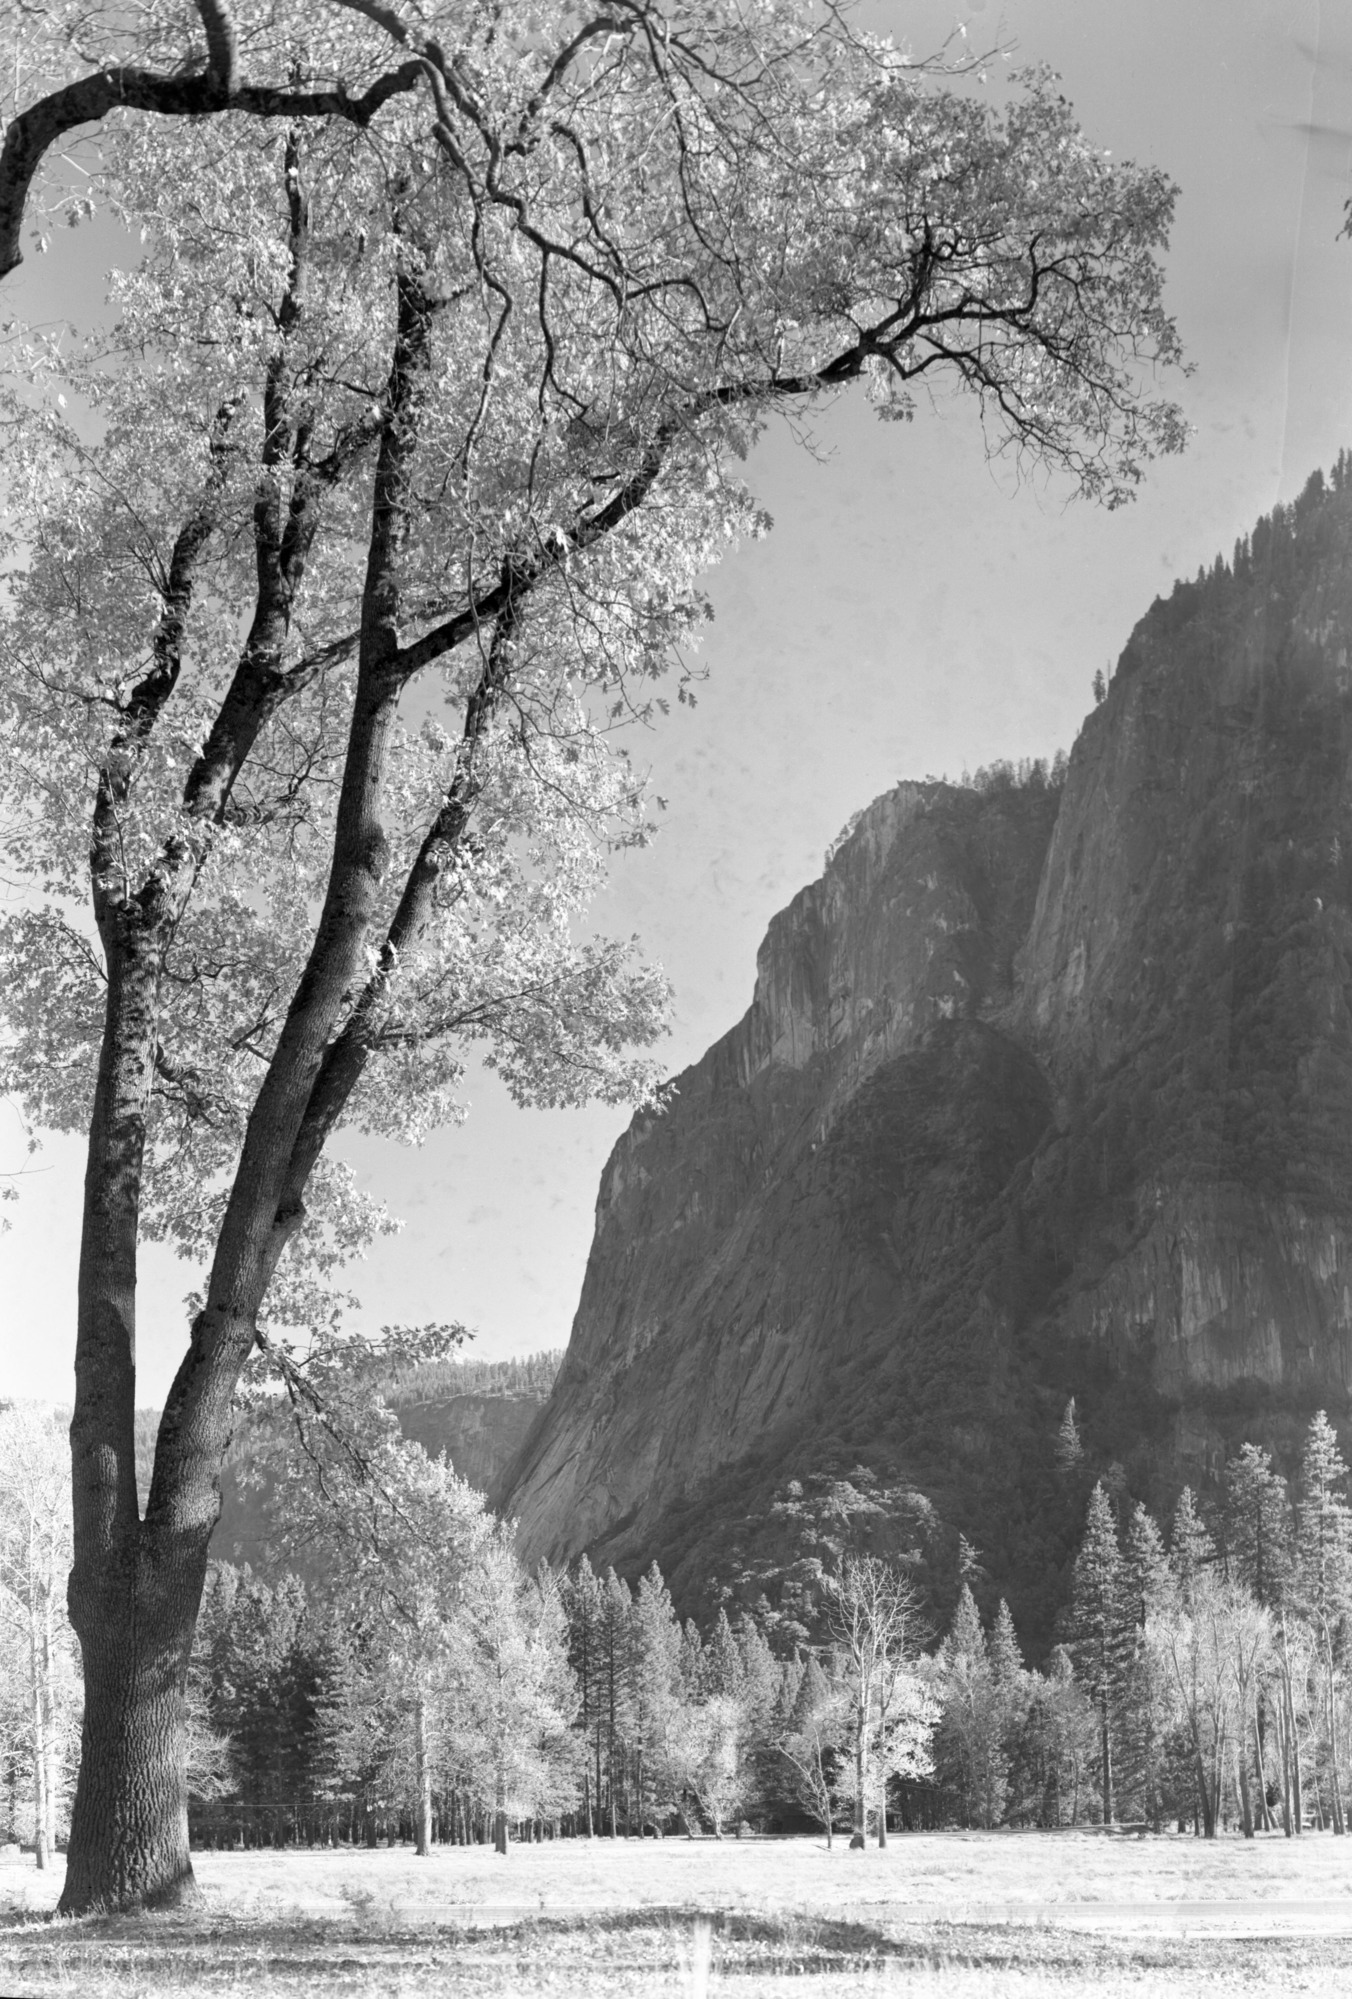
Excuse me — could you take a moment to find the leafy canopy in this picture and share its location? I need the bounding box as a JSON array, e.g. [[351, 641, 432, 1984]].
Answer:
[[0, 0, 1187, 1360]]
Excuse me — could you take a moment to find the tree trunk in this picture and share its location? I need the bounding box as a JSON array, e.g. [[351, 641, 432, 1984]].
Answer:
[[1192, 1746, 1214, 1838], [1236, 1735, 1254, 1839], [1254, 1695, 1273, 1832], [494, 1765, 508, 1856], [52, 264, 454, 1918], [60, 898, 216, 1913], [412, 1693, 432, 1858], [1100, 1703, 1113, 1826], [849, 1713, 867, 1850], [1278, 1696, 1293, 1839], [60, 1584, 199, 1912], [1325, 1637, 1345, 1835], [27, 1557, 50, 1871]]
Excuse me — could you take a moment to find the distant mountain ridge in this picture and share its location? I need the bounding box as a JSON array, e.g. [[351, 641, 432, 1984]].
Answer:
[[495, 459, 1352, 1654]]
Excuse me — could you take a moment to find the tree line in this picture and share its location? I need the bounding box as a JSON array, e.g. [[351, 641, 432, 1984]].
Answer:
[[9, 1394, 1352, 1854]]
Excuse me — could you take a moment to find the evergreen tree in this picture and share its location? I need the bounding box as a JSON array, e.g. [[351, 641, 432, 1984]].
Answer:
[[598, 1572, 634, 1836], [1055, 1398, 1085, 1476], [1296, 1412, 1352, 1835], [1295, 1413, 1352, 1626], [1223, 1444, 1291, 1609], [938, 1584, 1006, 1827], [779, 1654, 847, 1845], [989, 1600, 1033, 1822], [989, 1601, 1025, 1695], [629, 1564, 685, 1830], [560, 1558, 605, 1836], [707, 1611, 745, 1703], [1023, 1646, 1099, 1828], [1122, 1504, 1174, 1831], [1064, 1483, 1131, 1823], [735, 1618, 786, 1826], [1169, 1489, 1216, 1609]]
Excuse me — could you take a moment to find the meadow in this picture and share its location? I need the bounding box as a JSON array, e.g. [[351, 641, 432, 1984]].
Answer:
[[4, 1830, 1352, 1997]]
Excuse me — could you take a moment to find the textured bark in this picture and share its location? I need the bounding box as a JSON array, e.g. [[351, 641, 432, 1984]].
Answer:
[[62, 1574, 200, 1911]]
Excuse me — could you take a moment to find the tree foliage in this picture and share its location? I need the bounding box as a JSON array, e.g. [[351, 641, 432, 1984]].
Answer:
[[0, 0, 1186, 1912]]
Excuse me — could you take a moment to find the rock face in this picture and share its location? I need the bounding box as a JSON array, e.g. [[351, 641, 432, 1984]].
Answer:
[[392, 1392, 544, 1495], [497, 464, 1352, 1650]]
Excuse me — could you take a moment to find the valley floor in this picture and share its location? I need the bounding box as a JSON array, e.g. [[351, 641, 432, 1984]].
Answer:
[[4, 1830, 1352, 1996]]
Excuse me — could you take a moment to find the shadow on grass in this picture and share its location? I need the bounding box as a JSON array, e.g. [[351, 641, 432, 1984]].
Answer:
[[6, 1900, 1352, 1989]]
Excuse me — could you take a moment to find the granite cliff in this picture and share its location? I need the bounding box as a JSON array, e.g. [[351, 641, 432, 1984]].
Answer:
[[497, 463, 1352, 1652]]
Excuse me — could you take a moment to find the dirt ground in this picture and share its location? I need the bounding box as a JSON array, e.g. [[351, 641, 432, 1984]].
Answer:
[[5, 1829, 1352, 1996]]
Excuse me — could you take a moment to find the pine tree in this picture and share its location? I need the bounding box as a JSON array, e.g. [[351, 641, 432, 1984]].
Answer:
[[1122, 1504, 1173, 1831], [707, 1611, 745, 1702], [735, 1618, 785, 1828], [1218, 1454, 1288, 1833], [948, 1584, 986, 1664], [1223, 1444, 1291, 1609], [1169, 1489, 1216, 1609], [598, 1572, 634, 1837], [987, 1600, 1033, 1821], [1055, 1398, 1085, 1475], [1064, 1483, 1131, 1823], [1296, 1413, 1352, 1835], [938, 1585, 1006, 1828], [560, 1558, 605, 1836], [629, 1565, 685, 1831], [1295, 1414, 1352, 1626], [779, 1654, 846, 1845], [989, 1601, 1025, 1695]]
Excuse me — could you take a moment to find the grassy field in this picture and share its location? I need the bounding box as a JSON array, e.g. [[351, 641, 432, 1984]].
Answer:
[[5, 1830, 1352, 1996]]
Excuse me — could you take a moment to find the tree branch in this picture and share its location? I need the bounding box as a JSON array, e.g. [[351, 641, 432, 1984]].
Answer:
[[0, 57, 424, 282]]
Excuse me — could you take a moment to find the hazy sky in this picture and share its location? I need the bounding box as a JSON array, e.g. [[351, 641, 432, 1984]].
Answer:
[[4, 0, 1352, 1406]]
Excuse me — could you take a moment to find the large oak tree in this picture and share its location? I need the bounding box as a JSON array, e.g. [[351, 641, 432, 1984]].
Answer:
[[0, 0, 1186, 1911]]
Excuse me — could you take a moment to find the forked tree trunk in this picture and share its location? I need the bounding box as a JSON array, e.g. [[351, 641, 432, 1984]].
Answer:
[[57, 272, 443, 1914]]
